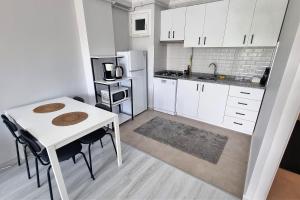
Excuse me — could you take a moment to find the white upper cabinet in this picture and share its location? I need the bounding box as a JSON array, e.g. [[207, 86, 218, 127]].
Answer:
[[249, 0, 288, 47], [184, 0, 229, 47], [223, 0, 257, 47], [160, 7, 186, 41], [184, 4, 206, 47], [202, 0, 229, 47], [224, 0, 288, 47], [197, 82, 229, 125], [176, 79, 200, 118]]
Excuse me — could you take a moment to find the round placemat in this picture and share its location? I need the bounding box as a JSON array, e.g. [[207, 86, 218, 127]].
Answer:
[[52, 112, 88, 126], [33, 103, 65, 113]]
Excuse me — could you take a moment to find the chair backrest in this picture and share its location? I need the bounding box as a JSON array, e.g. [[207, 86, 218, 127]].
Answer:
[[73, 96, 85, 103], [95, 103, 111, 112], [19, 130, 42, 155], [1, 114, 18, 139]]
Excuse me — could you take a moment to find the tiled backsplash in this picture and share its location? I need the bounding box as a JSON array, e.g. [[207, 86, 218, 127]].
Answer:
[[166, 43, 276, 78]]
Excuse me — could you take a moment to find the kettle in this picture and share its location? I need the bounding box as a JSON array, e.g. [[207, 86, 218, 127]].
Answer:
[[115, 65, 124, 79]]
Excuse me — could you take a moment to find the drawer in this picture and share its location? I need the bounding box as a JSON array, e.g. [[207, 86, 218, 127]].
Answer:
[[223, 116, 255, 135], [225, 106, 259, 122], [227, 96, 262, 112], [229, 86, 264, 100]]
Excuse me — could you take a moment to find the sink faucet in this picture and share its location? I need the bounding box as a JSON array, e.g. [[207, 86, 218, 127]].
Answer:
[[209, 63, 217, 77]]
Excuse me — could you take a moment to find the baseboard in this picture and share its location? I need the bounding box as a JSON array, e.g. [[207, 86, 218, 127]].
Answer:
[[0, 156, 18, 172]]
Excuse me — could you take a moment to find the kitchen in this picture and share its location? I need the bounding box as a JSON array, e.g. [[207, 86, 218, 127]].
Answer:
[[1, 0, 300, 200]]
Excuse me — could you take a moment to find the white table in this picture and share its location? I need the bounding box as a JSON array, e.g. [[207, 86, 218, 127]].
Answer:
[[5, 97, 122, 200]]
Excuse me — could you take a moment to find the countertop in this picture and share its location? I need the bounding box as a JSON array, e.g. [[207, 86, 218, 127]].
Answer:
[[154, 72, 265, 89]]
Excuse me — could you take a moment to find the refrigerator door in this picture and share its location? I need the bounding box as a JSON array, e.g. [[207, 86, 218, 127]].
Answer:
[[122, 69, 147, 116], [129, 51, 147, 71]]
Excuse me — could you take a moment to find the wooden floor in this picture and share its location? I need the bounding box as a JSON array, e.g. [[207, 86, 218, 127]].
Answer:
[[268, 168, 300, 200], [0, 136, 238, 200]]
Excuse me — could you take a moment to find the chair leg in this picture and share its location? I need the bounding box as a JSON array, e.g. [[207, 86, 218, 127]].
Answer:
[[108, 133, 117, 157], [15, 140, 21, 166], [100, 138, 103, 148], [35, 158, 40, 188], [72, 156, 76, 164], [88, 143, 93, 177], [79, 152, 95, 180], [47, 166, 53, 200], [24, 145, 31, 179]]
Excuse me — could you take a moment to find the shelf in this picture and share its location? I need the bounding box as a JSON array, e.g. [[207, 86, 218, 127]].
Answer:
[[94, 77, 132, 85], [91, 55, 124, 59], [99, 97, 130, 107], [119, 113, 131, 124]]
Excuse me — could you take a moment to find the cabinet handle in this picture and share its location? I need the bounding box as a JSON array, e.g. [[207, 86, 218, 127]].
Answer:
[[243, 35, 246, 44], [168, 31, 170, 39], [173, 31, 175, 38], [238, 102, 248, 106], [234, 122, 243, 126], [240, 91, 250, 95], [202, 84, 204, 92], [236, 112, 245, 116], [198, 37, 201, 45], [251, 34, 254, 44], [204, 37, 206, 45], [161, 79, 167, 83], [196, 84, 199, 91]]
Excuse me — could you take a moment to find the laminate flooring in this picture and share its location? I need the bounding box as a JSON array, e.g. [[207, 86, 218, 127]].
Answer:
[[0, 136, 238, 200]]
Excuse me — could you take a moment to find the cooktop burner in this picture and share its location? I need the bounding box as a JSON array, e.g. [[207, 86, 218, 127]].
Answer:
[[155, 70, 183, 78]]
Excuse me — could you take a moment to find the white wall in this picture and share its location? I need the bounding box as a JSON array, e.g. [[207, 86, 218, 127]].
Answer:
[[83, 0, 115, 56], [112, 7, 130, 51], [245, 0, 300, 198], [0, 0, 88, 165]]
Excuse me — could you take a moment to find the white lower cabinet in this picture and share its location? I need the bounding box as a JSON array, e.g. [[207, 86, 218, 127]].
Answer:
[[154, 77, 177, 115], [197, 82, 229, 125], [176, 80, 200, 118], [223, 116, 256, 134], [176, 80, 229, 125]]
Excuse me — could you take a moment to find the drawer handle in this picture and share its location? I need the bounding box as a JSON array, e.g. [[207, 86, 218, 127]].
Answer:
[[238, 102, 248, 106], [240, 91, 250, 95], [234, 122, 243, 126], [161, 79, 167, 83], [236, 112, 245, 116]]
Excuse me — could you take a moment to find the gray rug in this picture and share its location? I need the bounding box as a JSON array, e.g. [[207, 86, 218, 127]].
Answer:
[[134, 117, 228, 164]]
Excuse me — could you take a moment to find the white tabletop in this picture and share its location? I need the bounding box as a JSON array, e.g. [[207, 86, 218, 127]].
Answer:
[[6, 97, 117, 148]]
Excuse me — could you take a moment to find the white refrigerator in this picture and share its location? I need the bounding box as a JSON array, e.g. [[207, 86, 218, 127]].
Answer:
[[117, 50, 148, 116]]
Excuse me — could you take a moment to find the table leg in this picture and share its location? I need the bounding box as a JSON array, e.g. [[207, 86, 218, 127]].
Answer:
[[113, 116, 122, 167], [47, 146, 69, 200]]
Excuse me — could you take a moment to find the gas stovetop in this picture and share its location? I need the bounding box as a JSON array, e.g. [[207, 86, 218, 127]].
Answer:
[[155, 70, 184, 78]]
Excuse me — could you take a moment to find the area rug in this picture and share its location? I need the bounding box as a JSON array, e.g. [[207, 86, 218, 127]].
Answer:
[[134, 117, 228, 164]]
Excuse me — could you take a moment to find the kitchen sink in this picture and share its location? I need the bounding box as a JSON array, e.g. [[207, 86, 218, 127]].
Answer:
[[197, 76, 217, 81]]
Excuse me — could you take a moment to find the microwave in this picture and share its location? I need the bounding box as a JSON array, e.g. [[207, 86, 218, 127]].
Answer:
[[101, 87, 129, 105]]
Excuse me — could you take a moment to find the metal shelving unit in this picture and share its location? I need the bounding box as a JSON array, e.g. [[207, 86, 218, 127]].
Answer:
[[90, 56, 134, 124]]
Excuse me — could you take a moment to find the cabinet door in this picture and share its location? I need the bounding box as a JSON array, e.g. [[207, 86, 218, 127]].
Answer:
[[223, 0, 256, 47], [160, 10, 172, 41], [176, 80, 200, 118], [249, 0, 288, 47], [198, 82, 229, 125], [202, 0, 230, 47], [184, 4, 206, 47], [154, 78, 177, 114], [171, 7, 186, 41]]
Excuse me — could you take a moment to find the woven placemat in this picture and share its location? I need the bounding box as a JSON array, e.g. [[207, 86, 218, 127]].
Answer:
[[33, 103, 65, 113], [52, 112, 88, 126]]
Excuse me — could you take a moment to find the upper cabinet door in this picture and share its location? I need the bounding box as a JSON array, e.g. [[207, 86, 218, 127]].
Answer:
[[202, 0, 230, 47], [160, 10, 173, 41], [197, 82, 229, 125], [248, 0, 288, 47], [223, 0, 257, 47], [171, 7, 187, 40], [184, 4, 206, 47]]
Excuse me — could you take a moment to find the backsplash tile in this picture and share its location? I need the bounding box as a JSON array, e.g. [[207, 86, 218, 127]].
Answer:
[[166, 43, 276, 78]]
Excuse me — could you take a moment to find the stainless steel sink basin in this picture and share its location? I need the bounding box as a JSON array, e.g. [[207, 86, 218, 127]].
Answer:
[[197, 76, 217, 81]]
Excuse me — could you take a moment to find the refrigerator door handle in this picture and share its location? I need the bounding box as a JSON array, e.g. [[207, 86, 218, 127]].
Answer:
[[129, 69, 145, 72]]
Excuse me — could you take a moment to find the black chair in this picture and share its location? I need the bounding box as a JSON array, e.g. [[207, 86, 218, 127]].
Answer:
[[19, 130, 95, 200], [78, 103, 117, 176], [73, 96, 85, 103], [1, 114, 31, 179]]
